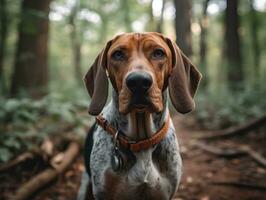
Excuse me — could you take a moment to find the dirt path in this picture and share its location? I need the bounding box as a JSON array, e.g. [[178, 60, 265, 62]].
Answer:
[[172, 115, 266, 200], [2, 115, 266, 200]]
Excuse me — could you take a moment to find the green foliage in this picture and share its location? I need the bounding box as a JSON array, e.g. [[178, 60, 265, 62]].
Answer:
[[0, 91, 90, 163], [194, 84, 266, 129]]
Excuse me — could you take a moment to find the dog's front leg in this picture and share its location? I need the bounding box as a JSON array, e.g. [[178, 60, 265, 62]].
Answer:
[[77, 171, 94, 200]]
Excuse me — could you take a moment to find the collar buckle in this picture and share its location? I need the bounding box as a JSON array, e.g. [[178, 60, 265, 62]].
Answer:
[[128, 140, 137, 144]]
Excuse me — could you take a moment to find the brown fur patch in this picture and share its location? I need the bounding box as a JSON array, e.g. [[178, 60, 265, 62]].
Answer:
[[103, 170, 122, 200]]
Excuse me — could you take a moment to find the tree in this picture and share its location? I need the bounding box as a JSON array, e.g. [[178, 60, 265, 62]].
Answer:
[[173, 0, 192, 56], [156, 0, 166, 33], [225, 0, 243, 85], [86, 0, 114, 43], [146, 0, 156, 31], [199, 0, 209, 65], [199, 0, 210, 88], [249, 0, 260, 75], [69, 0, 82, 84], [121, 0, 132, 32], [11, 0, 51, 97], [0, 0, 8, 94]]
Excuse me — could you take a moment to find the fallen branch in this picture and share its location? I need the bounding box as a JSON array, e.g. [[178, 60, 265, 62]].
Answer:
[[196, 113, 266, 140], [0, 149, 42, 173], [193, 141, 244, 158], [0, 137, 60, 173], [193, 141, 266, 168], [239, 146, 266, 168], [13, 141, 80, 200], [210, 181, 266, 191]]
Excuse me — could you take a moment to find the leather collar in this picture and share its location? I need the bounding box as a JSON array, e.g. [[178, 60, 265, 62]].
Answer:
[[96, 113, 170, 152]]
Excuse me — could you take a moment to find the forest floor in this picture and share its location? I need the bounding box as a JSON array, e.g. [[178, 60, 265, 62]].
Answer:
[[1, 114, 266, 200]]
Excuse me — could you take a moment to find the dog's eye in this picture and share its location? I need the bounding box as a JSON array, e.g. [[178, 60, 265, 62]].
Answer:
[[152, 49, 165, 59], [111, 50, 126, 61]]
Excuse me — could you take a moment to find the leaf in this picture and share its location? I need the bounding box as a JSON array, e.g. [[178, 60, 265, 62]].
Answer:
[[5, 99, 20, 112], [0, 147, 13, 163], [17, 109, 37, 122], [4, 137, 21, 150], [61, 109, 75, 123]]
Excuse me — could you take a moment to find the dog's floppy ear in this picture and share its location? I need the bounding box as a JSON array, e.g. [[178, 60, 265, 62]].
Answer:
[[166, 38, 202, 114], [84, 40, 112, 116]]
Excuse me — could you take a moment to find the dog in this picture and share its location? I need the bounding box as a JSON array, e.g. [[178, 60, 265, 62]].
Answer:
[[77, 32, 201, 200]]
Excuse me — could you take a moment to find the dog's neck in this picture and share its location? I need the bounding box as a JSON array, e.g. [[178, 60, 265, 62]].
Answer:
[[108, 90, 168, 140]]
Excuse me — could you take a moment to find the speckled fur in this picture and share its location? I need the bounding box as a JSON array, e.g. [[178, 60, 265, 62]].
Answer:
[[77, 91, 182, 200]]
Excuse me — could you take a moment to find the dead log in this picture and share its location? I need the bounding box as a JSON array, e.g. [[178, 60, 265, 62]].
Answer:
[[193, 141, 266, 168], [193, 141, 244, 158], [0, 136, 59, 173], [0, 149, 42, 173], [196, 113, 266, 140], [13, 141, 80, 200], [239, 145, 266, 168], [210, 181, 266, 191]]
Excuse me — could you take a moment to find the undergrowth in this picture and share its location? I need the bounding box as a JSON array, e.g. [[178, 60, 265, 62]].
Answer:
[[0, 92, 91, 163], [194, 83, 266, 129]]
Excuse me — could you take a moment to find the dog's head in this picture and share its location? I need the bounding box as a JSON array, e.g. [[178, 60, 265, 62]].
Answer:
[[84, 32, 202, 115]]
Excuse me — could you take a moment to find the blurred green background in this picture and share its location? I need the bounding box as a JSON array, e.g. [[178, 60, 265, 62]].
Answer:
[[0, 0, 265, 163]]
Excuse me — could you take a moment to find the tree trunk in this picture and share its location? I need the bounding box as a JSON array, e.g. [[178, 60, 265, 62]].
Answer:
[[146, 0, 156, 32], [249, 0, 260, 75], [69, 1, 82, 84], [11, 0, 51, 98], [199, 0, 210, 88], [0, 0, 8, 94], [225, 0, 242, 85], [99, 15, 108, 43], [174, 0, 193, 56], [156, 0, 166, 33], [199, 0, 209, 65], [121, 0, 132, 32]]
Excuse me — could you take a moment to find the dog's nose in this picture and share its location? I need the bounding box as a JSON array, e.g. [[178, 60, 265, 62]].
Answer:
[[126, 72, 152, 93]]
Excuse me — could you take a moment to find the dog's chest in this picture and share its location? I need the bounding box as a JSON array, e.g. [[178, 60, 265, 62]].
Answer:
[[90, 127, 182, 200]]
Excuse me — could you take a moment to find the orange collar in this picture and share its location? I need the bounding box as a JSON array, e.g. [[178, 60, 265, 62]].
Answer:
[[96, 113, 170, 152]]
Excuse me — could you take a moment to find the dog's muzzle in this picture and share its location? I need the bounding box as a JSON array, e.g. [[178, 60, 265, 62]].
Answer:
[[126, 71, 152, 106]]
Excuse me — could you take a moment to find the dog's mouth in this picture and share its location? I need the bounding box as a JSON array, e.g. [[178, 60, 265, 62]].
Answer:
[[119, 93, 162, 114], [131, 104, 149, 112], [129, 94, 153, 112], [119, 83, 164, 114]]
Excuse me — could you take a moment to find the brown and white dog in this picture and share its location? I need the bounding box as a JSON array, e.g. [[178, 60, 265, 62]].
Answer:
[[77, 32, 201, 200]]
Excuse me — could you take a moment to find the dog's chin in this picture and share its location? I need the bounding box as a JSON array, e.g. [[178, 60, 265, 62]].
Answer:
[[131, 104, 150, 113], [118, 92, 163, 114], [119, 101, 162, 114], [118, 103, 147, 114]]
